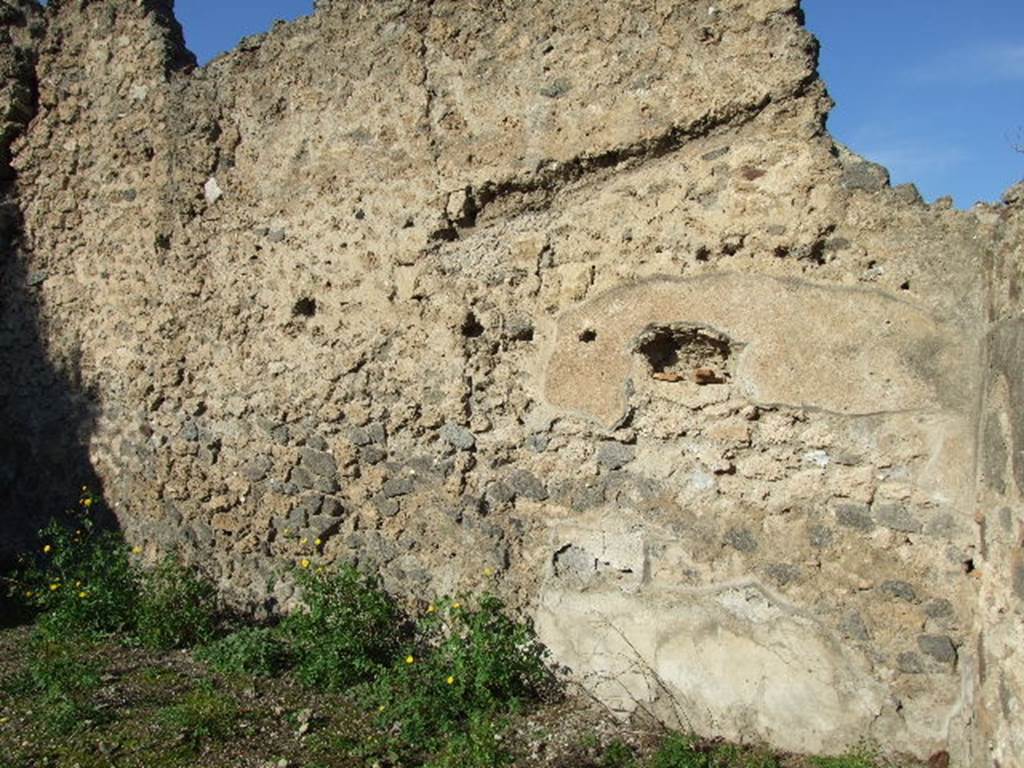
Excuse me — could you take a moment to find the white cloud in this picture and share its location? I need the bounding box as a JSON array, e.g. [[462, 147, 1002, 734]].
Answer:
[[910, 42, 1024, 83], [858, 143, 967, 178], [985, 43, 1024, 79]]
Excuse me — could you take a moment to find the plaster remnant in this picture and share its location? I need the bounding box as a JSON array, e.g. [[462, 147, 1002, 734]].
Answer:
[[0, 0, 1019, 763], [204, 176, 223, 204], [545, 273, 969, 425]]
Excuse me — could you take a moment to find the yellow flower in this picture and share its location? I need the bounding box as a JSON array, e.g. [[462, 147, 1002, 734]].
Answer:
[[483, 567, 495, 577], [78, 591, 88, 599], [300, 537, 308, 545], [83, 498, 93, 508], [75, 581, 81, 587], [315, 538, 322, 546], [42, 544, 52, 554], [49, 583, 60, 591], [378, 705, 385, 712], [427, 604, 436, 614], [405, 655, 415, 665], [24, 591, 33, 598], [446, 675, 455, 685], [300, 558, 311, 569], [132, 546, 143, 555], [452, 602, 461, 610]]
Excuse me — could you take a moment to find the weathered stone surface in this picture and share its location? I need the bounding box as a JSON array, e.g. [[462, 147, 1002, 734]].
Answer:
[[880, 580, 918, 602], [917, 635, 957, 665], [299, 448, 337, 478], [596, 440, 636, 469], [509, 470, 548, 501], [439, 423, 476, 451], [0, 0, 1020, 764], [724, 527, 759, 553], [537, 584, 888, 755], [382, 477, 414, 499], [873, 503, 922, 534]]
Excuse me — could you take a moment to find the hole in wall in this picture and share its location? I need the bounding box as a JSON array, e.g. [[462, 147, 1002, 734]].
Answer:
[[506, 322, 534, 342], [461, 312, 485, 338], [578, 328, 597, 343], [635, 324, 735, 384], [292, 297, 317, 318]]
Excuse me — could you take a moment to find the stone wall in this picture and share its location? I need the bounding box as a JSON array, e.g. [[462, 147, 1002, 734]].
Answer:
[[1, 0, 1021, 763], [0, 0, 99, 559], [971, 185, 1024, 766]]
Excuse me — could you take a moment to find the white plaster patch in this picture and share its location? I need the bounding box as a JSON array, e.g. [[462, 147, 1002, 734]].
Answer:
[[204, 176, 223, 204], [802, 449, 830, 468]]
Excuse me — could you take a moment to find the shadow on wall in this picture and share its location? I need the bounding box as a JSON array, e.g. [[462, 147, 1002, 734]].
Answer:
[[0, 3, 108, 575], [0, 199, 108, 573]]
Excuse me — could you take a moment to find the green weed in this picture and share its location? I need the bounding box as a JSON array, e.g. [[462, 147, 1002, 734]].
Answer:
[[423, 713, 512, 768], [135, 555, 217, 650], [5, 490, 217, 652], [649, 734, 781, 768], [282, 563, 402, 691], [811, 748, 882, 768], [424, 595, 552, 713], [601, 738, 638, 768], [2, 636, 105, 734], [157, 680, 240, 747], [197, 625, 290, 677], [369, 595, 551, 762], [11, 489, 138, 639]]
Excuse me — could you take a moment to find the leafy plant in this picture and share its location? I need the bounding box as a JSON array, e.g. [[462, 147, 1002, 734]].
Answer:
[[811, 748, 881, 768], [2, 636, 105, 734], [282, 563, 402, 691], [135, 555, 217, 650], [6, 491, 219, 653], [197, 626, 289, 677], [649, 734, 708, 768], [601, 738, 638, 768], [423, 712, 512, 768], [650, 735, 781, 768], [10, 488, 138, 639], [158, 679, 239, 748], [427, 595, 551, 713], [370, 595, 552, 761]]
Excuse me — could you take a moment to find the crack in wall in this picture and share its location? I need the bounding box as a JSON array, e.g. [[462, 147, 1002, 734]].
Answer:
[[430, 93, 773, 243], [418, 0, 439, 170]]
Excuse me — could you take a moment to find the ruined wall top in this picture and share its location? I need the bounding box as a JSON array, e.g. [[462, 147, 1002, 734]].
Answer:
[[2, 1, 1023, 764]]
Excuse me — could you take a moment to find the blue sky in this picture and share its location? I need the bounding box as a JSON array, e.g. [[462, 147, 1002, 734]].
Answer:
[[173, 0, 1023, 208], [176, 0, 314, 64], [803, 1, 1024, 207]]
